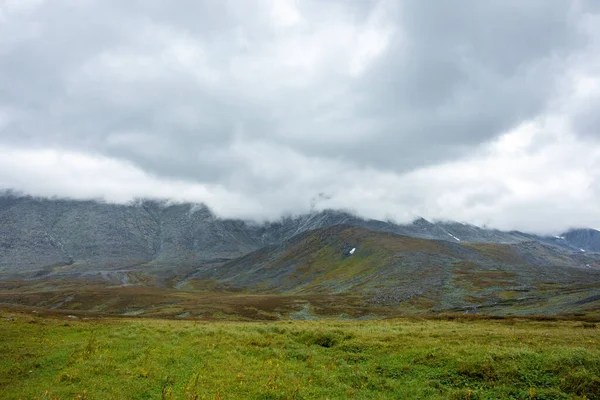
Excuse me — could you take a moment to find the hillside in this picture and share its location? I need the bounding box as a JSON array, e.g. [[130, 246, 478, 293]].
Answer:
[[1, 224, 599, 317], [1, 194, 600, 317], [0, 193, 596, 275], [187, 225, 600, 315]]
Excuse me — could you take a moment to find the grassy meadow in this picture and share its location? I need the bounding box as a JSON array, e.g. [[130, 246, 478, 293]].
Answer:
[[1, 310, 600, 399]]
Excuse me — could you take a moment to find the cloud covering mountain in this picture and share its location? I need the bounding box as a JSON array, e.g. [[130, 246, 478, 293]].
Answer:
[[1, 0, 600, 232]]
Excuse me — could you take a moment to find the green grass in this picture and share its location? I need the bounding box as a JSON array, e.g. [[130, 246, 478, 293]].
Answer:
[[1, 311, 600, 399]]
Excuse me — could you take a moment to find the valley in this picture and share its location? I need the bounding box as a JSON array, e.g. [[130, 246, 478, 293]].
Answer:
[[1, 195, 599, 319]]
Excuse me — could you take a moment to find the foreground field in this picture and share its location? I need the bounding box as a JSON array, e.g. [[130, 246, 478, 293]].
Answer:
[[1, 310, 599, 399]]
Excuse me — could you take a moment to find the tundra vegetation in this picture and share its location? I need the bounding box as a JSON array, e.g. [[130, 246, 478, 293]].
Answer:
[[2, 199, 600, 398], [1, 309, 599, 399]]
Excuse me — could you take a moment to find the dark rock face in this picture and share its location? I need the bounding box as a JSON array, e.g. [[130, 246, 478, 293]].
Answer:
[[561, 229, 600, 252], [0, 197, 273, 272], [0, 197, 159, 272], [0, 193, 598, 273], [0, 201, 74, 271]]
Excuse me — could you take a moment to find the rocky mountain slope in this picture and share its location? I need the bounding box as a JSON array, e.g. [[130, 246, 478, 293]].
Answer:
[[561, 228, 600, 252], [0, 193, 597, 275], [196, 225, 598, 292], [188, 225, 600, 314]]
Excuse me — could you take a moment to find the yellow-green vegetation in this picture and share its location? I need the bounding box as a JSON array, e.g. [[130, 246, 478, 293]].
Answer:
[[1, 311, 599, 399]]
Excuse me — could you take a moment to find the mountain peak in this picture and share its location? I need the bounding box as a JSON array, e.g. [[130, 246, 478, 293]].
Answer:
[[411, 217, 432, 226]]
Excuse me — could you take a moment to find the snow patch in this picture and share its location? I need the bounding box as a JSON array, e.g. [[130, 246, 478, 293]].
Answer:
[[554, 236, 565, 240], [349, 247, 356, 255], [446, 232, 461, 241], [580, 248, 586, 252]]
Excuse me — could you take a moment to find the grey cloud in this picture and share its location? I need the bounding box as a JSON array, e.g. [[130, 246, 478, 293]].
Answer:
[[327, 0, 583, 168], [572, 95, 600, 139], [2, 2, 588, 168], [1, 0, 600, 230]]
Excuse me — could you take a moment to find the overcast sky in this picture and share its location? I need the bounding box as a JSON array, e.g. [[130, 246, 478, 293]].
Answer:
[[1, 0, 599, 233]]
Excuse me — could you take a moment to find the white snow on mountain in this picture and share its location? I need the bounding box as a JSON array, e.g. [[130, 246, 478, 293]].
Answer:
[[447, 232, 461, 241]]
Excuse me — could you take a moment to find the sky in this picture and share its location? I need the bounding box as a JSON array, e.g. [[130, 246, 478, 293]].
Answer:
[[0, 0, 599, 233]]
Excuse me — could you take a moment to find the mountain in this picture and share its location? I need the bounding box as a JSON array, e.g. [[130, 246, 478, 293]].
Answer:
[[186, 225, 600, 312], [1, 194, 600, 317], [0, 197, 288, 273], [0, 195, 353, 273], [196, 225, 598, 292], [560, 229, 600, 252], [0, 193, 598, 276]]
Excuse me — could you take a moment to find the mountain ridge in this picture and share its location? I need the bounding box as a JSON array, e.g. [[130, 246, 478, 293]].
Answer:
[[2, 194, 600, 317], [0, 193, 598, 275], [183, 224, 600, 314]]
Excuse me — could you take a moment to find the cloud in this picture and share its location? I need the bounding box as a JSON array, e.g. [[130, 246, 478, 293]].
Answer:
[[0, 0, 599, 233]]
